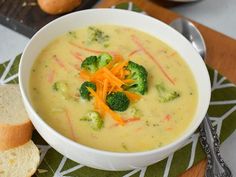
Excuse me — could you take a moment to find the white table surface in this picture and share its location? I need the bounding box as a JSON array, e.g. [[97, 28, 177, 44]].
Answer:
[[0, 0, 235, 173], [171, 0, 236, 40]]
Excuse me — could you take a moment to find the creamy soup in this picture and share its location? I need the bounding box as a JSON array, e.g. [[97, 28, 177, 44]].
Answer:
[[30, 25, 198, 152]]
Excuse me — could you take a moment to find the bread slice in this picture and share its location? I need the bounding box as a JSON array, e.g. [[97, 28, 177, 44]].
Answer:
[[0, 140, 40, 177], [0, 84, 33, 151]]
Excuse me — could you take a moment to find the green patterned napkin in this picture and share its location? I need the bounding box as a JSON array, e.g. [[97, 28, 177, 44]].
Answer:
[[0, 3, 235, 177]]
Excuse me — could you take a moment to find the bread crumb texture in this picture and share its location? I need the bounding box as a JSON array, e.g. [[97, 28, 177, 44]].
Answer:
[[0, 140, 39, 177], [0, 84, 29, 124]]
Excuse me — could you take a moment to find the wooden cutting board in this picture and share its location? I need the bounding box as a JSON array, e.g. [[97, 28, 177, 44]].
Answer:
[[95, 0, 236, 177], [0, 0, 98, 37]]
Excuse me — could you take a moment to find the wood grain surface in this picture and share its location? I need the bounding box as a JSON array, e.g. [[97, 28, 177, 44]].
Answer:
[[96, 0, 236, 177], [0, 0, 98, 37]]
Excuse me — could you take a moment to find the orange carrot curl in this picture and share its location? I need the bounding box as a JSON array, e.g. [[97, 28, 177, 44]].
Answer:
[[53, 55, 67, 71], [69, 41, 117, 55], [47, 70, 55, 84], [71, 51, 83, 62], [87, 87, 125, 125], [128, 49, 141, 57], [64, 109, 76, 141]]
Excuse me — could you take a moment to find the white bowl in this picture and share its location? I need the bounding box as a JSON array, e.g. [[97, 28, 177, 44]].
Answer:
[[19, 9, 211, 171]]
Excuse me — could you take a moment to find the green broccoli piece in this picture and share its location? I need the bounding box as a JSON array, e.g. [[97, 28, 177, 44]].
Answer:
[[125, 61, 148, 95], [88, 26, 110, 44], [97, 53, 112, 68], [81, 54, 112, 72], [52, 81, 70, 99], [129, 106, 143, 117], [81, 56, 98, 73], [155, 82, 180, 103], [67, 31, 77, 39], [80, 111, 104, 130], [79, 81, 96, 100], [53, 81, 68, 92], [106, 92, 130, 112]]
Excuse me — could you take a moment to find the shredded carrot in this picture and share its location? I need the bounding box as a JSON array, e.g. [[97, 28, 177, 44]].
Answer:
[[87, 87, 125, 125], [128, 49, 141, 57], [112, 86, 123, 92], [74, 64, 81, 71], [166, 127, 173, 131], [102, 74, 122, 88], [102, 79, 108, 101], [64, 109, 76, 141], [119, 69, 124, 79], [47, 70, 55, 84], [111, 60, 128, 75], [97, 83, 105, 117], [164, 114, 172, 121], [113, 53, 125, 62], [135, 127, 144, 132], [108, 85, 116, 94], [124, 117, 141, 123], [69, 42, 112, 54], [53, 55, 67, 70], [124, 70, 130, 76], [97, 82, 103, 100], [102, 67, 124, 87], [80, 70, 93, 80], [168, 52, 177, 58], [71, 51, 83, 62], [124, 91, 141, 102], [131, 35, 175, 85], [122, 79, 134, 84], [110, 117, 140, 127], [106, 54, 124, 69]]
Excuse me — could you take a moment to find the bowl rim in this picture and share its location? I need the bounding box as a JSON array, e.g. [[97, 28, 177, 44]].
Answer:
[[19, 8, 211, 157]]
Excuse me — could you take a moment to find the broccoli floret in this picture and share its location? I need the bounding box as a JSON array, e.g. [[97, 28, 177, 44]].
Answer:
[[80, 111, 104, 130], [125, 61, 148, 95], [129, 106, 143, 117], [155, 82, 180, 103], [53, 81, 68, 92], [106, 92, 130, 112], [52, 81, 70, 99], [79, 81, 96, 100], [67, 31, 77, 39], [81, 54, 112, 72], [81, 56, 98, 72], [97, 53, 112, 68], [88, 26, 110, 44]]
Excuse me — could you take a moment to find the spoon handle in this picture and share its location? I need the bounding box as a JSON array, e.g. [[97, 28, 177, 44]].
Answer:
[[199, 115, 232, 177]]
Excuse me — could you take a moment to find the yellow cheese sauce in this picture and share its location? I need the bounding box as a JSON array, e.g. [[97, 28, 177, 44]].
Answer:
[[29, 25, 198, 152]]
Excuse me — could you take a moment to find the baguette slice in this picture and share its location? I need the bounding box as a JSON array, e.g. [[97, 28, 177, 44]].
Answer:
[[0, 140, 40, 177], [0, 84, 33, 151], [38, 0, 81, 15]]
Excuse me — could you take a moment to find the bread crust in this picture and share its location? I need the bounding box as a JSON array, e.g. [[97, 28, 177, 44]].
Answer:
[[37, 0, 81, 15], [0, 120, 33, 151]]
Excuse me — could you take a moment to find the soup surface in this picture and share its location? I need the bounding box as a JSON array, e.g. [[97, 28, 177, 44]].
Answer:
[[30, 25, 198, 152]]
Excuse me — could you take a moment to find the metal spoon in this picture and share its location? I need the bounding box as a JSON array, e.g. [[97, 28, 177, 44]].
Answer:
[[170, 18, 232, 177]]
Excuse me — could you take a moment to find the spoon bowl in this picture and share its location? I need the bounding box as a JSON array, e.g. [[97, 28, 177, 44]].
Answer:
[[170, 18, 206, 59]]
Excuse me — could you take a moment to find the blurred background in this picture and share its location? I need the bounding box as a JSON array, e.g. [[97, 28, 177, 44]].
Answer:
[[0, 0, 235, 62], [0, 0, 236, 60]]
